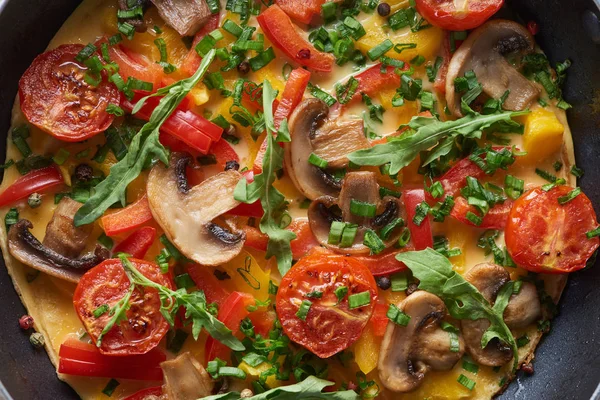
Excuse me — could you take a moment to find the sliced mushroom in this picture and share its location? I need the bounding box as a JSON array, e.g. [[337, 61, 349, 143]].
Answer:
[[150, 0, 213, 36], [161, 352, 214, 400], [446, 20, 540, 116], [147, 153, 245, 266], [308, 171, 403, 255], [378, 291, 464, 393], [8, 198, 109, 283], [461, 263, 542, 366], [285, 99, 370, 200]]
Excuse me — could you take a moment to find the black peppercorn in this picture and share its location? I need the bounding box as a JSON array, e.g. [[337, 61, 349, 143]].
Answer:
[[375, 276, 392, 290], [74, 164, 93, 182], [237, 61, 250, 74], [225, 160, 240, 171], [377, 2, 391, 16]]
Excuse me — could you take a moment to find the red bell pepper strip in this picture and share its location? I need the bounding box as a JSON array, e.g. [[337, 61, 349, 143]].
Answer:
[[113, 226, 157, 258], [101, 194, 153, 237], [254, 67, 311, 174], [228, 170, 264, 218], [205, 292, 255, 363], [58, 338, 165, 381], [370, 302, 390, 337], [123, 387, 163, 400], [243, 220, 318, 259], [275, 0, 330, 24], [424, 157, 486, 205], [0, 166, 63, 208], [106, 43, 164, 90], [210, 139, 240, 169], [181, 14, 221, 76], [187, 264, 231, 306], [451, 197, 513, 230], [352, 248, 410, 277], [403, 189, 433, 250], [257, 5, 334, 72], [350, 64, 404, 103]]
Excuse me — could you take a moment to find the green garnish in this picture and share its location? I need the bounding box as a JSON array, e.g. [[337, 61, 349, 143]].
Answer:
[[348, 291, 371, 309], [387, 304, 410, 326]]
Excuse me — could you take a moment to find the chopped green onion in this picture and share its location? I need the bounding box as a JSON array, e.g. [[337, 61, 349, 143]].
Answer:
[[11, 125, 31, 158], [516, 335, 530, 348], [410, 55, 425, 66], [363, 229, 385, 254], [393, 43, 417, 53], [174, 273, 195, 290], [117, 6, 143, 19], [296, 300, 312, 321], [457, 374, 476, 390], [367, 39, 393, 61], [553, 161, 563, 171], [335, 77, 359, 105], [541, 178, 566, 192], [52, 149, 70, 165], [586, 227, 600, 239], [328, 221, 346, 245], [268, 280, 279, 295], [308, 153, 328, 169], [249, 47, 276, 71], [379, 187, 401, 198], [75, 43, 97, 63], [334, 286, 348, 303], [397, 227, 411, 247], [101, 379, 120, 397], [4, 208, 19, 231], [306, 291, 323, 299], [441, 322, 460, 352], [343, 16, 366, 40], [466, 211, 483, 226], [350, 200, 377, 218], [427, 181, 444, 199], [106, 104, 124, 116], [93, 304, 109, 318], [426, 56, 443, 82], [218, 367, 247, 379], [412, 201, 430, 226], [390, 272, 408, 292], [206, 0, 220, 14], [109, 34, 122, 45], [570, 165, 584, 178], [380, 218, 404, 240], [557, 187, 581, 205], [118, 21, 136, 40], [308, 83, 337, 106], [535, 168, 558, 182], [97, 233, 114, 250], [504, 175, 524, 200], [462, 358, 479, 374], [340, 223, 358, 247], [223, 19, 242, 37], [348, 291, 371, 309], [321, 2, 337, 23], [387, 304, 410, 326]]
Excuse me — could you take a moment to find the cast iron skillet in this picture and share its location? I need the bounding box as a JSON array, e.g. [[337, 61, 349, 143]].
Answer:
[[0, 0, 599, 399]]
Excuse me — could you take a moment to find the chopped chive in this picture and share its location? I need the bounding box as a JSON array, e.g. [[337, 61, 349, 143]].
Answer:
[[457, 374, 476, 390], [11, 125, 31, 158], [223, 19, 243, 37], [101, 379, 120, 397], [93, 304, 109, 318], [516, 335, 530, 348], [348, 291, 371, 309], [412, 201, 430, 226], [218, 366, 247, 379], [308, 153, 328, 169], [328, 221, 346, 245], [118, 21, 136, 40], [75, 43, 97, 63], [427, 181, 444, 199], [308, 83, 337, 106], [367, 39, 393, 61], [117, 6, 143, 19], [4, 208, 19, 231], [321, 1, 337, 22], [535, 168, 558, 183], [380, 218, 404, 240], [397, 227, 411, 247], [363, 229, 385, 254], [52, 149, 70, 165], [504, 174, 524, 200], [379, 187, 401, 198], [334, 286, 348, 304], [465, 211, 483, 226], [296, 300, 312, 321], [553, 161, 563, 171], [249, 47, 275, 71], [570, 165, 584, 178], [174, 273, 195, 290], [350, 199, 377, 217], [106, 104, 124, 116], [268, 280, 279, 295], [108, 34, 122, 45], [557, 187, 581, 204], [462, 357, 479, 374], [340, 223, 358, 247], [305, 291, 323, 299], [390, 272, 408, 292], [387, 304, 410, 326], [426, 56, 443, 82], [393, 43, 417, 53], [541, 178, 566, 192], [410, 55, 425, 66], [441, 321, 460, 352], [586, 227, 600, 239], [97, 233, 114, 250]]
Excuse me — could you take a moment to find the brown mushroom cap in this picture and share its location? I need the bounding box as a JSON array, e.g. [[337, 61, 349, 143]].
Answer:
[[308, 171, 404, 254], [284, 99, 370, 200], [147, 153, 245, 266], [7, 198, 109, 283], [161, 352, 214, 399], [461, 263, 542, 366], [446, 20, 540, 117], [379, 291, 464, 393]]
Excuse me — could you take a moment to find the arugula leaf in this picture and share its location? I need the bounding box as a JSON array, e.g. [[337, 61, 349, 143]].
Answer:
[[202, 375, 359, 400], [100, 254, 244, 351], [396, 249, 518, 370], [74, 50, 217, 226], [348, 105, 528, 175], [234, 81, 296, 276]]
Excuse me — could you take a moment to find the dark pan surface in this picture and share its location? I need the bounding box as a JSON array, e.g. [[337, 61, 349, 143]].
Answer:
[[0, 0, 599, 399]]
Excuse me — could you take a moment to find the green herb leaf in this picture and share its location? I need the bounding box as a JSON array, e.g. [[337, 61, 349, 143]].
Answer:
[[348, 107, 528, 175], [396, 249, 518, 370], [202, 375, 359, 400], [74, 50, 216, 226]]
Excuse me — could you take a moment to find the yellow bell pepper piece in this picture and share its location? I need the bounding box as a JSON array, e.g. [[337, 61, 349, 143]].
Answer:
[[352, 325, 380, 374], [220, 251, 271, 300], [521, 108, 564, 163], [238, 361, 283, 388], [356, 14, 443, 63]]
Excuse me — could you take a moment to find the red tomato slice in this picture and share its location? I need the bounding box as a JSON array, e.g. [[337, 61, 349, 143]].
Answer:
[[451, 196, 513, 229], [210, 139, 240, 169], [101, 195, 154, 237], [257, 5, 334, 72], [403, 189, 434, 250], [18, 44, 120, 141], [276, 253, 377, 358], [73, 259, 172, 355], [275, 0, 330, 24], [351, 64, 403, 103], [113, 227, 157, 259], [108, 43, 163, 89], [123, 387, 163, 400], [415, 0, 504, 31], [205, 292, 255, 362], [0, 166, 64, 208], [370, 302, 389, 337], [254, 67, 311, 174], [243, 220, 318, 259], [187, 264, 231, 306], [505, 186, 600, 273]]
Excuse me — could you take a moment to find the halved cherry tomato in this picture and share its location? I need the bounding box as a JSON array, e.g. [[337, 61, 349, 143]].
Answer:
[[451, 196, 513, 229], [415, 0, 504, 31], [101, 195, 154, 237], [123, 387, 163, 400], [506, 186, 600, 273], [108, 43, 163, 89], [181, 13, 221, 76], [0, 166, 64, 208], [276, 253, 377, 358], [18, 44, 120, 141], [403, 189, 433, 250], [187, 264, 231, 306], [113, 227, 157, 259], [254, 67, 311, 174], [243, 220, 318, 259], [205, 291, 254, 362], [58, 338, 165, 381], [73, 259, 173, 355], [370, 302, 389, 337], [257, 5, 334, 72], [275, 0, 330, 24]]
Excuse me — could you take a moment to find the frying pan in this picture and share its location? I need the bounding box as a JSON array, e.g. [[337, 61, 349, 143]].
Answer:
[[0, 0, 599, 399]]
